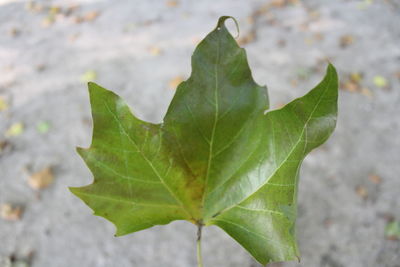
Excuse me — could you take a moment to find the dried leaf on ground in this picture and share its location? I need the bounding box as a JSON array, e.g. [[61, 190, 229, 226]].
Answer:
[[340, 72, 373, 97], [238, 31, 256, 46], [65, 4, 80, 16], [373, 75, 388, 88], [166, 0, 179, 7], [36, 121, 51, 134], [5, 123, 24, 137], [149, 46, 162, 56], [0, 140, 6, 151], [0, 96, 8, 111], [385, 221, 400, 240], [168, 76, 184, 89], [339, 34, 355, 48], [11, 260, 29, 267], [368, 174, 382, 184], [41, 16, 55, 27], [83, 11, 100, 22], [296, 67, 313, 80], [358, 0, 373, 9], [0, 204, 23, 221], [27, 167, 54, 190], [35, 64, 46, 72], [48, 6, 61, 16], [80, 70, 97, 83], [8, 27, 20, 37], [350, 72, 363, 83], [361, 87, 373, 98], [341, 81, 359, 92], [355, 185, 368, 199]]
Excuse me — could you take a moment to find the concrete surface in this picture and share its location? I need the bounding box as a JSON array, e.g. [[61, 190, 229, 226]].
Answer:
[[0, 0, 399, 266]]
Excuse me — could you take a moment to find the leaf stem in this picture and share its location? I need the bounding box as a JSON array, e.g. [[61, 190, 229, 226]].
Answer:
[[197, 224, 204, 267]]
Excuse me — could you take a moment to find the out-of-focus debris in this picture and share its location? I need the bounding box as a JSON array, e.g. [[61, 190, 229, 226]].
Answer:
[[270, 0, 299, 8], [290, 79, 299, 88], [0, 140, 13, 157], [82, 117, 92, 127], [368, 174, 382, 184], [72, 16, 84, 24], [80, 70, 97, 83], [166, 0, 179, 7], [350, 72, 362, 83], [27, 167, 54, 190], [35, 64, 46, 72], [12, 260, 29, 267], [30, 2, 97, 26], [123, 23, 137, 32], [41, 15, 55, 27], [355, 185, 368, 200], [49, 6, 61, 16], [36, 121, 50, 134], [238, 30, 256, 46], [65, 4, 80, 16], [358, 0, 374, 9], [342, 80, 358, 92], [323, 218, 333, 228], [25, 1, 43, 12], [395, 71, 400, 80], [277, 39, 286, 47], [360, 87, 373, 98], [246, 15, 255, 25], [0, 140, 11, 155], [296, 67, 313, 80], [0, 256, 30, 267], [339, 34, 355, 48], [308, 9, 321, 20], [168, 76, 184, 89], [304, 33, 324, 45], [0, 96, 8, 111], [0, 204, 23, 221], [68, 33, 80, 42], [0, 140, 7, 152], [5, 123, 24, 137], [373, 75, 388, 88], [149, 46, 162, 56], [385, 221, 400, 240], [340, 72, 373, 98], [83, 11, 100, 22], [8, 28, 21, 37]]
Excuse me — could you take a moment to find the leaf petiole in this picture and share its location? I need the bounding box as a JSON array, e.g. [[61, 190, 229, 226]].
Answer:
[[197, 224, 204, 267]]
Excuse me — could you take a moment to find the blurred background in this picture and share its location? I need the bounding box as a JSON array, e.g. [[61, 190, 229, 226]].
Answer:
[[0, 0, 399, 266]]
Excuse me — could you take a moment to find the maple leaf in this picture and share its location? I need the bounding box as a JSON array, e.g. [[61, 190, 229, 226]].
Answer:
[[70, 16, 338, 265]]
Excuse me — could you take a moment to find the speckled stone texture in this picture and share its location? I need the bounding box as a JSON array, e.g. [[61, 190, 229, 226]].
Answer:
[[0, 1, 399, 266]]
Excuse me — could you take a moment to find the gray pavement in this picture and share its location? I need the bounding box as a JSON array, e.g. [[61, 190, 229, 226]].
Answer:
[[0, 0, 399, 266]]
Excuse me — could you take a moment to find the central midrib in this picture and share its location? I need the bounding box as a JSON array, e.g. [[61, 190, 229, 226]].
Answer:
[[201, 31, 221, 213]]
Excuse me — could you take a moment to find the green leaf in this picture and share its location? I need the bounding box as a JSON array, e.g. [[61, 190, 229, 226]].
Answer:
[[70, 16, 338, 265]]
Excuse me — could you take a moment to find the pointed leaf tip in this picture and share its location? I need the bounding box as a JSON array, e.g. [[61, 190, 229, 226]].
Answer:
[[216, 16, 240, 38]]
